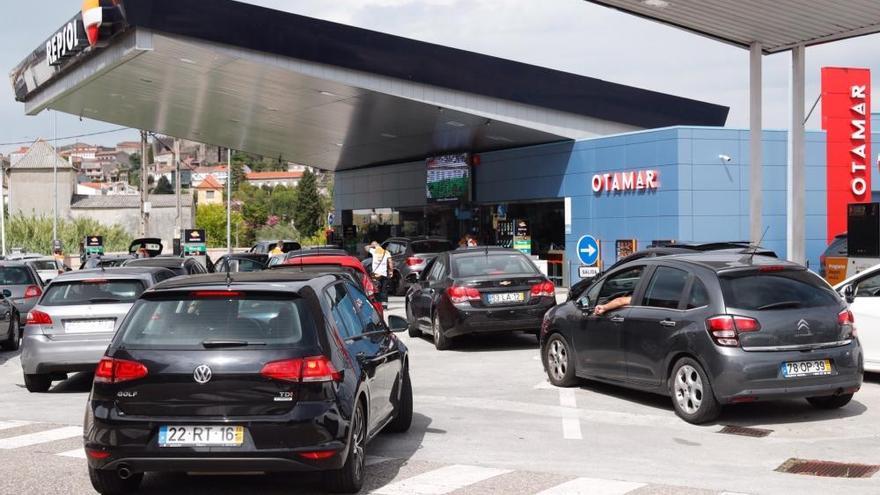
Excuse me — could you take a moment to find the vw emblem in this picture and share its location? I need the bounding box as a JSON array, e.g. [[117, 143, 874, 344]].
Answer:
[[796, 319, 811, 335], [193, 364, 212, 384]]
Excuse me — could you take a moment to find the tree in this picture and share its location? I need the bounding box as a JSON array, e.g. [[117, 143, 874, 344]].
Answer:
[[129, 152, 141, 167], [153, 176, 174, 194], [293, 169, 323, 236], [230, 161, 247, 192], [269, 187, 297, 222], [195, 203, 243, 248]]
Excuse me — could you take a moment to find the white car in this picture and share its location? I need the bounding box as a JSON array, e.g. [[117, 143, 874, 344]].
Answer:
[[835, 266, 880, 372], [24, 257, 65, 284]]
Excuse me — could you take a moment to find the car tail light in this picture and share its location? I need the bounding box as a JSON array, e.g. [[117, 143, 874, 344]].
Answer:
[[82, 279, 109, 284], [23, 285, 42, 299], [406, 257, 424, 266], [261, 356, 342, 383], [94, 357, 148, 384], [447, 285, 480, 304], [85, 448, 111, 460], [26, 310, 52, 325], [758, 266, 786, 273], [839, 309, 857, 338], [298, 450, 337, 460], [706, 315, 761, 347], [530, 281, 556, 298], [191, 290, 243, 298]]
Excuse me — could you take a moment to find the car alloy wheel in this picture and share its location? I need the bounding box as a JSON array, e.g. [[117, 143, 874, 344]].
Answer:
[[674, 364, 703, 415], [351, 403, 366, 483], [547, 339, 568, 382]]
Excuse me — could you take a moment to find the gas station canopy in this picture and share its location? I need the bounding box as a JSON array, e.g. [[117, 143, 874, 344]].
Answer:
[[12, 0, 727, 171]]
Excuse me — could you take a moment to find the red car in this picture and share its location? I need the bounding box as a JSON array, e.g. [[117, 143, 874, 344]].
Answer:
[[273, 255, 384, 318]]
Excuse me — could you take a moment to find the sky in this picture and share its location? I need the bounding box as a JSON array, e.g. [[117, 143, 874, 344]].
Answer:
[[2, 0, 880, 156]]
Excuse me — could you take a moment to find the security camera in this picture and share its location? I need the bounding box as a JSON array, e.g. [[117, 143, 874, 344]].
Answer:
[[718, 154, 732, 162]]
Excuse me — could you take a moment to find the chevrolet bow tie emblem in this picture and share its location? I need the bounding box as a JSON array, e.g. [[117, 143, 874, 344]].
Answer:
[[499, 281, 512, 286], [796, 319, 811, 335]]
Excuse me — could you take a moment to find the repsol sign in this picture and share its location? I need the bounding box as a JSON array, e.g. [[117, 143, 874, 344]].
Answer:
[[46, 19, 87, 67]]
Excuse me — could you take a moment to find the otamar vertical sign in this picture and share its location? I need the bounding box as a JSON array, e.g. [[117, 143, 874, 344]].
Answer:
[[821, 67, 871, 243]]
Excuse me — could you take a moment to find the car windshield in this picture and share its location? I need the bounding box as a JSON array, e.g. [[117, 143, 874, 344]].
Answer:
[[41, 279, 146, 306], [720, 270, 840, 310], [412, 240, 453, 254], [452, 253, 538, 277], [0, 267, 36, 285], [118, 294, 318, 349]]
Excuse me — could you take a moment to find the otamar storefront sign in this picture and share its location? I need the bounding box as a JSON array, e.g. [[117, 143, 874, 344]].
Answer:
[[591, 169, 659, 194], [821, 67, 871, 243]]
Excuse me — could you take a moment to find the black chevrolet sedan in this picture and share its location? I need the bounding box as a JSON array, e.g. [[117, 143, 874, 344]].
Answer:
[[541, 253, 863, 424], [406, 247, 556, 350], [84, 272, 412, 494]]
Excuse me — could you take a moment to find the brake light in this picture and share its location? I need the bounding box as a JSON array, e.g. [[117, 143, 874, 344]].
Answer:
[[94, 357, 148, 384], [758, 266, 786, 272], [261, 356, 342, 383], [85, 448, 111, 460], [447, 285, 480, 304], [82, 279, 109, 284], [191, 290, 243, 299], [530, 281, 556, 298], [706, 315, 761, 347], [26, 310, 52, 325], [839, 309, 856, 338], [406, 257, 424, 267], [298, 450, 337, 460], [23, 285, 41, 299]]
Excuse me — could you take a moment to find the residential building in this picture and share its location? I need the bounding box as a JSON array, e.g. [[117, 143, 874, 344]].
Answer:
[[115, 141, 141, 155], [245, 171, 302, 188], [8, 146, 29, 166], [8, 140, 76, 218], [194, 175, 224, 205], [191, 165, 230, 185], [76, 181, 138, 196]]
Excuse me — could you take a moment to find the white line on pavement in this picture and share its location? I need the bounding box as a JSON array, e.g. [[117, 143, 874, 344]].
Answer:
[[0, 426, 82, 449], [559, 388, 582, 440], [0, 420, 33, 431], [373, 464, 512, 495], [559, 388, 577, 408], [535, 477, 646, 495], [56, 448, 87, 459]]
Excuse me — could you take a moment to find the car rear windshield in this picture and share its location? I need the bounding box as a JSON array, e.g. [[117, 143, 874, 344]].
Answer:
[[31, 261, 58, 271], [719, 270, 840, 311], [452, 253, 538, 277], [41, 280, 146, 306], [117, 294, 318, 349], [0, 267, 36, 285], [412, 240, 453, 254]]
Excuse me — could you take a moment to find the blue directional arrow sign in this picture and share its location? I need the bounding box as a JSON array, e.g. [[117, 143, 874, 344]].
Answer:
[[576, 235, 600, 266]]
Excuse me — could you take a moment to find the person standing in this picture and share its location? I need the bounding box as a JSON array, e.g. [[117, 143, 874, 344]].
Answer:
[[269, 240, 285, 256], [367, 241, 391, 302]]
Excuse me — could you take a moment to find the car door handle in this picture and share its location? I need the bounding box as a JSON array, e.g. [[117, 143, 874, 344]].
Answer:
[[609, 315, 625, 323], [659, 320, 677, 328]]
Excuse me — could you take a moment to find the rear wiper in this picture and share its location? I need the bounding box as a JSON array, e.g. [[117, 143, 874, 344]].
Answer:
[[200, 339, 266, 348], [88, 297, 121, 303], [756, 301, 801, 310]]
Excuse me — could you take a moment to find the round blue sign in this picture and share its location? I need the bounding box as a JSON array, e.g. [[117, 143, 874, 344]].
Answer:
[[576, 235, 600, 266]]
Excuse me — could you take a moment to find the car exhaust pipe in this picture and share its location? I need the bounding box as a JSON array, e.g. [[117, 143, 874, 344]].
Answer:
[[117, 465, 133, 480]]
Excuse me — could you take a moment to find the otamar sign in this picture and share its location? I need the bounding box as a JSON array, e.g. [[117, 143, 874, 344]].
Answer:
[[591, 169, 659, 194]]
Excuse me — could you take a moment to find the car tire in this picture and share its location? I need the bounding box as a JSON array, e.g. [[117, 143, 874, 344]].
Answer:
[[668, 357, 720, 424], [405, 303, 421, 338], [23, 373, 51, 393], [324, 400, 366, 494], [806, 393, 854, 410], [88, 466, 143, 495], [385, 366, 413, 433], [543, 333, 578, 387], [1, 316, 20, 351], [432, 314, 451, 351]]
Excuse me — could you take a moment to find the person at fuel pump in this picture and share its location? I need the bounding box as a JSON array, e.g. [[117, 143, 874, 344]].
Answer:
[[366, 241, 391, 302], [269, 240, 285, 256]]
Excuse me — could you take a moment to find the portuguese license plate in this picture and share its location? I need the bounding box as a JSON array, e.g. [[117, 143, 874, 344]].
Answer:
[[487, 292, 525, 304], [781, 359, 833, 378], [158, 425, 244, 447], [64, 319, 114, 334]]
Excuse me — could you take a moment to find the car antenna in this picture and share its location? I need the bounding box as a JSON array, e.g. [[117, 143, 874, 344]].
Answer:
[[747, 226, 770, 265]]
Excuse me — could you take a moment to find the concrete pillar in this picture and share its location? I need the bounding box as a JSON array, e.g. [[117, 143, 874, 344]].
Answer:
[[787, 44, 806, 264], [749, 42, 763, 244]]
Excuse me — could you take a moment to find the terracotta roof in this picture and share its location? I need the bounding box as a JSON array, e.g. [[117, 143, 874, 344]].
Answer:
[[245, 171, 303, 180], [194, 165, 228, 173], [80, 182, 105, 189], [195, 175, 223, 190], [10, 139, 73, 170]]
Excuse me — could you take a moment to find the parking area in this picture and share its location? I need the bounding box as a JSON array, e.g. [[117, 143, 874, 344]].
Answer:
[[0, 296, 876, 494]]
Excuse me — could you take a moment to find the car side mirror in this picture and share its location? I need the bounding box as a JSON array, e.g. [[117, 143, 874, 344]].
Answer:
[[843, 285, 855, 304], [576, 298, 593, 315], [1, 289, 10, 298], [387, 315, 409, 333]]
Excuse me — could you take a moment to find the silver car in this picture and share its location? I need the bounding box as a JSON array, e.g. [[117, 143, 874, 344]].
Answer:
[[21, 267, 176, 392], [0, 261, 45, 324]]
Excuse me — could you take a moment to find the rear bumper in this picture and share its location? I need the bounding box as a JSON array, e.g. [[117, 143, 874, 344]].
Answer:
[[97, 455, 344, 473], [441, 299, 555, 338], [707, 341, 864, 403], [20, 333, 111, 375]]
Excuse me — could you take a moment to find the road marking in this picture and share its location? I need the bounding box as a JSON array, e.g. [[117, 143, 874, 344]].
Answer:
[[373, 464, 511, 494], [559, 388, 582, 440], [0, 426, 82, 449], [0, 420, 33, 431], [57, 448, 86, 459], [535, 477, 646, 495]]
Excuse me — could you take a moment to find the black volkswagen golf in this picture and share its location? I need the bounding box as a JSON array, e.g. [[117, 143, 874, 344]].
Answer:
[[84, 272, 412, 494], [406, 247, 556, 350], [541, 253, 863, 424]]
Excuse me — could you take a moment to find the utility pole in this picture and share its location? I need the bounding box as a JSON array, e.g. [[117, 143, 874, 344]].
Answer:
[[139, 130, 148, 236], [174, 138, 181, 234], [227, 148, 232, 255], [0, 159, 5, 257], [52, 111, 58, 243]]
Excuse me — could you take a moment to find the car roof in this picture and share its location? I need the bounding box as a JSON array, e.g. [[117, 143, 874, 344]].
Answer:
[[387, 236, 449, 242], [125, 257, 189, 268], [53, 267, 172, 281], [449, 246, 522, 257], [282, 255, 363, 267], [653, 252, 801, 273], [0, 261, 32, 267], [149, 271, 336, 292]]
